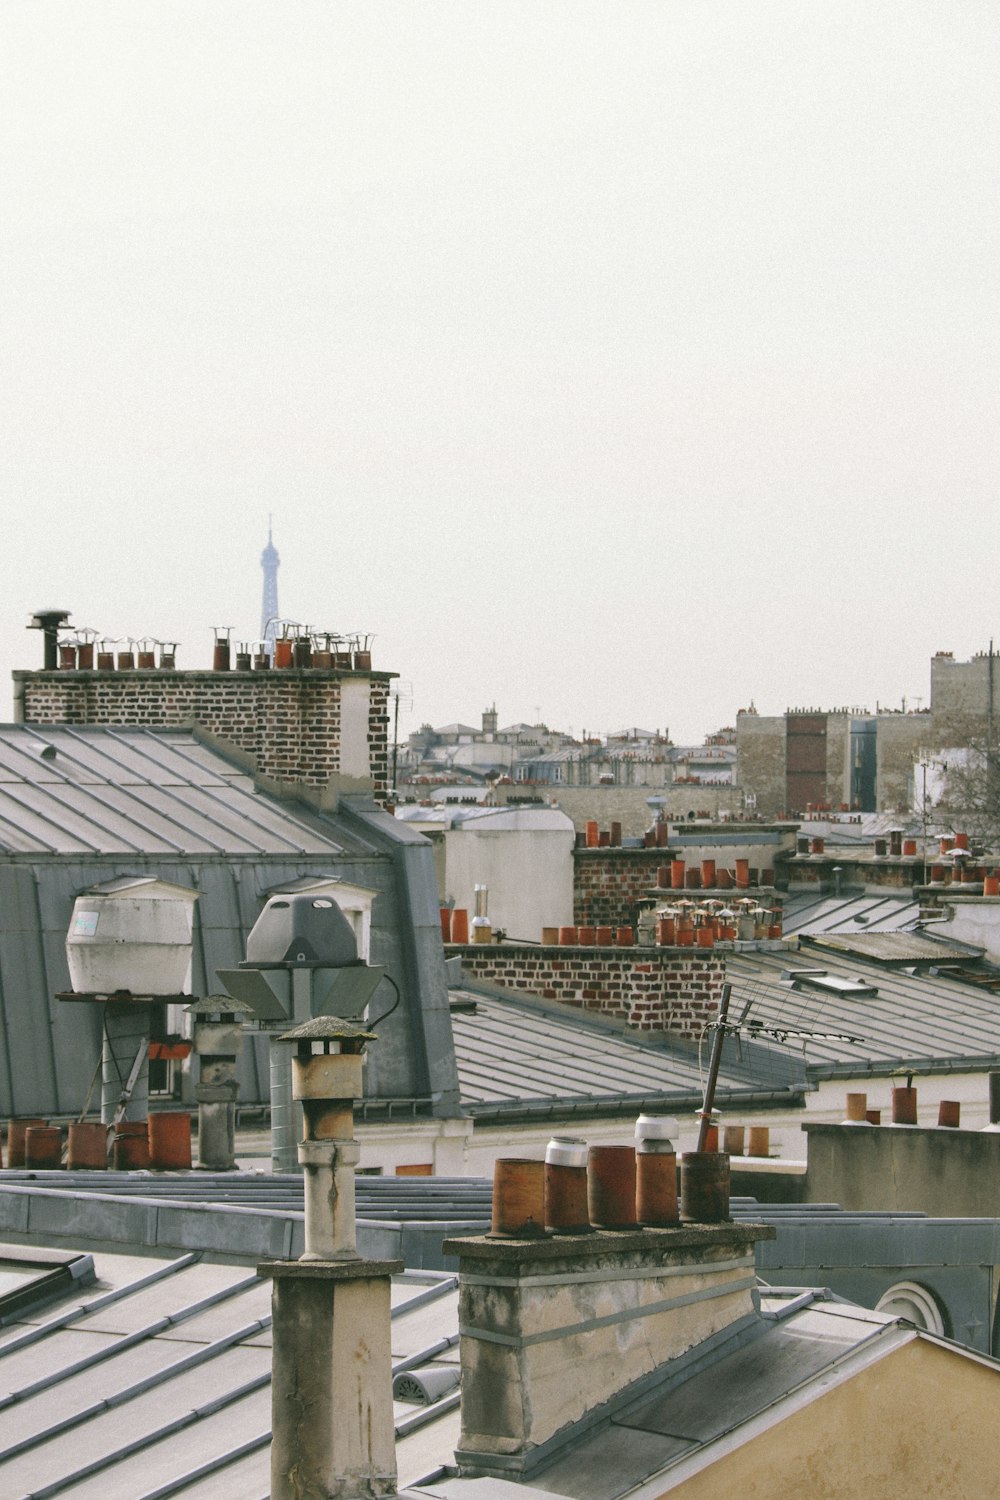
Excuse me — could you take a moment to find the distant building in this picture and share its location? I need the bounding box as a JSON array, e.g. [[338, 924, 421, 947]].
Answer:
[[736, 646, 1000, 818], [403, 708, 581, 785]]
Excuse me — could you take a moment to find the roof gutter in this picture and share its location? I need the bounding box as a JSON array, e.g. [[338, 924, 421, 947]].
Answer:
[[464, 1086, 805, 1125], [808, 1055, 1000, 1083]]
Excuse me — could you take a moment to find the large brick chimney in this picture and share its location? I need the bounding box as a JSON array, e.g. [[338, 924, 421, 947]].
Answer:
[[14, 649, 393, 805]]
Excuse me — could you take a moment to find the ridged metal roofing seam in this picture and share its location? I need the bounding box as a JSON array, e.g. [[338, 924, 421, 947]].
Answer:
[[725, 945, 1000, 1077], [0, 727, 347, 858], [450, 991, 767, 1109]]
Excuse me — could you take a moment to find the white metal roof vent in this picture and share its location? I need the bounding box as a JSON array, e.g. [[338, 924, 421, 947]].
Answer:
[[65, 877, 198, 995], [392, 1365, 460, 1406]]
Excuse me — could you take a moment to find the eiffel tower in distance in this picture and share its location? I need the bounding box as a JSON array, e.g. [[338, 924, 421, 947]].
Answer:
[[260, 516, 280, 657]]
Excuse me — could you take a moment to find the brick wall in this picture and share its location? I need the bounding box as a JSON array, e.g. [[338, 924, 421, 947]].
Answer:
[[456, 943, 724, 1038], [16, 667, 394, 803], [368, 678, 390, 798], [573, 848, 668, 927]]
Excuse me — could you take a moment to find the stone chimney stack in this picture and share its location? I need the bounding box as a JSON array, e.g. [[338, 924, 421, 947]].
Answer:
[[442, 1221, 774, 1480], [259, 1017, 400, 1500]]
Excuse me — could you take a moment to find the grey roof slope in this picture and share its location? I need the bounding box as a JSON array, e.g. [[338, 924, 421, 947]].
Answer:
[[779, 890, 921, 936], [4, 1177, 1000, 1500], [0, 1243, 462, 1500], [723, 935, 1000, 1081], [448, 982, 806, 1120], [0, 724, 359, 857], [0, 724, 460, 1122]]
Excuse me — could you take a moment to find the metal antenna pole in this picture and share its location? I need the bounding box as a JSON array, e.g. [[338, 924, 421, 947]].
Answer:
[[697, 981, 732, 1152]]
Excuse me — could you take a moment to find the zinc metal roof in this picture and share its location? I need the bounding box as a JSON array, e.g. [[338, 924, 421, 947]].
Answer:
[[0, 1171, 493, 1268], [3, 1178, 998, 1500], [0, 1242, 461, 1500], [779, 890, 922, 936], [449, 984, 805, 1119], [0, 725, 350, 858], [724, 938, 1000, 1081], [0, 728, 432, 1119]]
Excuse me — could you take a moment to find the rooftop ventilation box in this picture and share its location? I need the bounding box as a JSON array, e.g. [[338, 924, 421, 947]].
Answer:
[[245, 893, 360, 968]]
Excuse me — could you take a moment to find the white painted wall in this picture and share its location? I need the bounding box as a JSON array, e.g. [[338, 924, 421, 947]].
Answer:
[[340, 677, 372, 777], [444, 818, 575, 941], [928, 896, 1000, 963]]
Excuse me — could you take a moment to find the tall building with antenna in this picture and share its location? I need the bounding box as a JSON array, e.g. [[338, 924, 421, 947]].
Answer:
[[260, 518, 280, 654]]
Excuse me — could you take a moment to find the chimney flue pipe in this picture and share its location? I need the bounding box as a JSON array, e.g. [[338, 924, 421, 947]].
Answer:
[[28, 609, 71, 671]]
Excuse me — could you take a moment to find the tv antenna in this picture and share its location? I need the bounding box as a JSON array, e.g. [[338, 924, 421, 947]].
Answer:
[[389, 681, 414, 796]]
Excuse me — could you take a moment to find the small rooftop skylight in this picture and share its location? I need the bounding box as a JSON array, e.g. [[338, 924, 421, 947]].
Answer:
[[782, 969, 879, 999]]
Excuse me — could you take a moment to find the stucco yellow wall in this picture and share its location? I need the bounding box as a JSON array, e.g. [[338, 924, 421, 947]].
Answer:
[[664, 1337, 1000, 1499]]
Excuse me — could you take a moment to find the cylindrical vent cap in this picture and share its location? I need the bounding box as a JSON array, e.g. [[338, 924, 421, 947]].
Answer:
[[545, 1136, 588, 1169], [635, 1114, 679, 1148]]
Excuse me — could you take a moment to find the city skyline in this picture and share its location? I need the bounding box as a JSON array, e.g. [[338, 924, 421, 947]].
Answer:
[[2, 3, 997, 744]]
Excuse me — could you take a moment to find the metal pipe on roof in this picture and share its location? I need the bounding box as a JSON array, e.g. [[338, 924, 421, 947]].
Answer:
[[28, 609, 71, 671]]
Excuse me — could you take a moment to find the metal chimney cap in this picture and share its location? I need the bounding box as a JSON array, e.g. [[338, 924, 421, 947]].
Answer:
[[275, 1016, 377, 1043], [29, 609, 71, 628], [184, 994, 257, 1017]]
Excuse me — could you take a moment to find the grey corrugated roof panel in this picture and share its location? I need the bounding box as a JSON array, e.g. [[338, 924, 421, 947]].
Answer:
[[806, 930, 985, 964]]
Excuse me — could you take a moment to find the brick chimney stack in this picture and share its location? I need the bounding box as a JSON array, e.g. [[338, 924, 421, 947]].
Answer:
[[15, 646, 394, 805]]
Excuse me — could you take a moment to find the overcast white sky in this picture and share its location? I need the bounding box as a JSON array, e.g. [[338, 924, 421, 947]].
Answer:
[[2, 3, 997, 743]]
